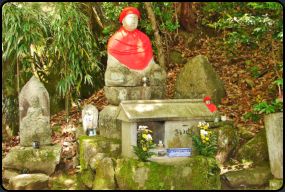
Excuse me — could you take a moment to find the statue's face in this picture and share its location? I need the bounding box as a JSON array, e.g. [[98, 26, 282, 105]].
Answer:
[[205, 100, 211, 105], [29, 96, 39, 107], [122, 14, 138, 31]]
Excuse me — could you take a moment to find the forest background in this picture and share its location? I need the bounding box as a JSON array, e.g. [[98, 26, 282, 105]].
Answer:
[[2, 2, 283, 142]]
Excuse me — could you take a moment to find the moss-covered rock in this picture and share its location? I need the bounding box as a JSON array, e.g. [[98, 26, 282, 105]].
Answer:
[[221, 163, 273, 189], [213, 125, 239, 164], [235, 129, 269, 164], [92, 157, 117, 190], [115, 156, 221, 190], [173, 55, 226, 105], [169, 51, 183, 64], [77, 167, 95, 189], [2, 144, 62, 176], [78, 135, 121, 170]]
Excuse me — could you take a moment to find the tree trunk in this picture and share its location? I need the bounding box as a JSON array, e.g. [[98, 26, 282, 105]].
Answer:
[[144, 2, 165, 70], [180, 2, 197, 33]]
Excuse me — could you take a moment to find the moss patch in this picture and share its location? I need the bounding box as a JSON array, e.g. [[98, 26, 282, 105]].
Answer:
[[115, 156, 221, 190]]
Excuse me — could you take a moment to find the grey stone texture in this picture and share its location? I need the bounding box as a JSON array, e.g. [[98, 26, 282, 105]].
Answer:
[[104, 85, 166, 105], [89, 153, 110, 171], [173, 55, 226, 105], [82, 104, 98, 134], [92, 157, 116, 190], [105, 54, 166, 87], [19, 75, 51, 147], [264, 112, 283, 179], [2, 170, 19, 183], [99, 105, 122, 139], [221, 164, 273, 189], [78, 135, 121, 170], [104, 54, 167, 105], [9, 173, 49, 190], [213, 125, 239, 164], [2, 144, 62, 176], [236, 129, 269, 164]]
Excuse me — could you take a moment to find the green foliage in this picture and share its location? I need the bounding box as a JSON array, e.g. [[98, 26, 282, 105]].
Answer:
[[243, 111, 260, 122], [188, 122, 218, 158], [253, 98, 283, 114], [48, 2, 101, 98], [204, 2, 283, 56], [132, 126, 157, 162], [247, 66, 260, 79]]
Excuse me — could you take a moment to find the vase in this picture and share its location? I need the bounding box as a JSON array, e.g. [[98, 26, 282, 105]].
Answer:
[[221, 116, 227, 121]]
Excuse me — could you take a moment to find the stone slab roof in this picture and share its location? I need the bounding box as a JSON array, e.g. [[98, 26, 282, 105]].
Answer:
[[115, 99, 214, 122]]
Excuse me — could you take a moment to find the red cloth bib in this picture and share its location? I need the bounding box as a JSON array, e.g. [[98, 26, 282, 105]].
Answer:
[[205, 103, 218, 113], [107, 27, 153, 70]]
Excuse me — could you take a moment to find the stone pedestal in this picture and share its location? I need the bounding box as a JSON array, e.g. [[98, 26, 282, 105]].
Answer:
[[264, 112, 283, 179], [99, 105, 122, 139], [104, 86, 166, 106]]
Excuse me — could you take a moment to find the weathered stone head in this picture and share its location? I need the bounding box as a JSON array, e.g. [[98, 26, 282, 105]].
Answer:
[[104, 7, 167, 105]]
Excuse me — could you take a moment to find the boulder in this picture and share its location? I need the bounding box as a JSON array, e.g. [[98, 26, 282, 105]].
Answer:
[[115, 156, 221, 190], [221, 164, 273, 189], [3, 170, 19, 183], [92, 157, 117, 190], [78, 135, 121, 170], [213, 125, 239, 164], [9, 173, 49, 190], [76, 125, 85, 139], [169, 51, 183, 64], [264, 112, 283, 179], [269, 178, 283, 190], [236, 129, 269, 164], [174, 55, 225, 105], [89, 153, 110, 171], [99, 105, 121, 139], [2, 144, 62, 176]]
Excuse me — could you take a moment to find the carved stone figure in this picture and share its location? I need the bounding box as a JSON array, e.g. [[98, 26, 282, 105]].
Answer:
[[104, 7, 167, 105], [19, 76, 50, 146], [82, 104, 98, 135]]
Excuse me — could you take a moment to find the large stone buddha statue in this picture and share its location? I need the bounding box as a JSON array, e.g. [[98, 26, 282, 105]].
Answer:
[[104, 7, 167, 105]]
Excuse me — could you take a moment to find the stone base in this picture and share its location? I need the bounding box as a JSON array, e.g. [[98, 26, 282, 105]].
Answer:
[[9, 173, 49, 190], [104, 86, 166, 105], [2, 144, 62, 176], [99, 105, 122, 139]]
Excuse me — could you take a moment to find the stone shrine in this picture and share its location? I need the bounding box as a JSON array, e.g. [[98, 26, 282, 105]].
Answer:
[[19, 76, 51, 146], [82, 104, 98, 135], [114, 99, 214, 158]]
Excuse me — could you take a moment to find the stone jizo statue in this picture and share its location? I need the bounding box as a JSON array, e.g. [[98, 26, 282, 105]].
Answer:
[[82, 104, 98, 135], [204, 97, 218, 113], [105, 7, 166, 87]]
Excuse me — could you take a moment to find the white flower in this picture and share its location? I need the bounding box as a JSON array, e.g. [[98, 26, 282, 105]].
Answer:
[[200, 129, 208, 137], [199, 122, 202, 126], [146, 134, 152, 141]]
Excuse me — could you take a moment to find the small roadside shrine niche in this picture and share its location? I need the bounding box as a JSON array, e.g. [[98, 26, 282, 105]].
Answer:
[[115, 99, 214, 158], [19, 76, 50, 147], [82, 104, 98, 136]]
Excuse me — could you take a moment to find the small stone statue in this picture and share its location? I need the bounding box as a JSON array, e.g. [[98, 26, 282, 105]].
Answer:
[[82, 104, 98, 136], [204, 97, 218, 113]]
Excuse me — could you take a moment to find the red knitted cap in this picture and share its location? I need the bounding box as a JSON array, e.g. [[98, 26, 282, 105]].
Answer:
[[119, 7, 140, 23], [204, 97, 211, 102]]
